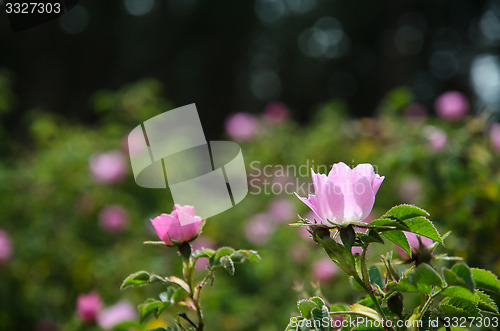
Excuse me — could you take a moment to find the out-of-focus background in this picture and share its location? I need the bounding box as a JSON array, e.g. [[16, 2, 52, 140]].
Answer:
[[1, 1, 500, 330]]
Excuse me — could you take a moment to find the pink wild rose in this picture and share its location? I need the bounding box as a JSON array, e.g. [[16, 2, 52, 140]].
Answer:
[[150, 205, 204, 246], [225, 112, 259, 140], [0, 230, 13, 262], [77, 292, 102, 323], [489, 123, 500, 152], [295, 162, 384, 226], [313, 257, 340, 281], [262, 101, 289, 124], [434, 91, 469, 121], [97, 301, 137, 330], [99, 205, 129, 234], [424, 126, 448, 151], [89, 151, 127, 183]]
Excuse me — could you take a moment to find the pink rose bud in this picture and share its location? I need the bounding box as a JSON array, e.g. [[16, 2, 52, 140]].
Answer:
[[489, 123, 500, 152], [244, 213, 275, 245], [225, 112, 259, 140], [150, 205, 204, 246], [89, 151, 127, 184], [77, 292, 102, 323], [97, 301, 137, 330], [424, 126, 448, 151], [295, 162, 384, 226], [268, 198, 296, 223], [395, 231, 433, 259], [434, 91, 469, 121], [0, 230, 12, 263], [313, 257, 339, 281], [99, 205, 129, 234], [262, 101, 289, 124]]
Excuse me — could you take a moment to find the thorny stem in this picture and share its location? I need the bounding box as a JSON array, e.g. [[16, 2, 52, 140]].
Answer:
[[180, 246, 204, 331], [357, 245, 396, 331], [420, 287, 445, 319], [178, 313, 198, 329]]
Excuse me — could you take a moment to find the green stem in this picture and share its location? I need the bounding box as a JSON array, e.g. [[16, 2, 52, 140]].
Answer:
[[356, 246, 395, 331], [419, 287, 445, 319], [180, 246, 204, 331]]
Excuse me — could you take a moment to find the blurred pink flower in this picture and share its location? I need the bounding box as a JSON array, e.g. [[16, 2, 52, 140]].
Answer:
[[399, 178, 422, 203], [262, 101, 289, 124], [150, 205, 203, 246], [192, 237, 216, 270], [313, 257, 339, 281], [395, 231, 433, 259], [296, 162, 384, 226], [244, 213, 274, 245], [225, 112, 259, 140], [489, 123, 500, 152], [268, 198, 296, 223], [99, 205, 129, 234], [77, 292, 102, 323], [424, 126, 448, 151], [404, 103, 427, 124], [122, 133, 147, 156], [97, 301, 137, 330], [434, 91, 469, 121], [89, 151, 127, 183], [0, 230, 12, 262]]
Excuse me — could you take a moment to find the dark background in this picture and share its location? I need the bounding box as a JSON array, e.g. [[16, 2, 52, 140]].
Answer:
[[0, 0, 494, 138]]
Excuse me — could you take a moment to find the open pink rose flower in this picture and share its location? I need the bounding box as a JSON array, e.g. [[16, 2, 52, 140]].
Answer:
[[296, 162, 384, 226], [150, 205, 204, 246]]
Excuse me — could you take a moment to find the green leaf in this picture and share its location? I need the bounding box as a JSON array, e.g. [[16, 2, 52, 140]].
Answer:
[[471, 268, 500, 294], [356, 232, 383, 246], [230, 249, 261, 263], [310, 296, 326, 308], [298, 299, 317, 319], [475, 290, 499, 314], [111, 321, 141, 330], [368, 266, 384, 288], [382, 230, 412, 257], [316, 235, 356, 276], [383, 204, 430, 220], [440, 297, 481, 317], [340, 225, 356, 251], [213, 247, 235, 263], [409, 263, 444, 288], [402, 216, 444, 245], [350, 303, 382, 321], [390, 278, 432, 294], [193, 248, 215, 259], [220, 255, 235, 275], [138, 299, 171, 322], [285, 316, 303, 331], [366, 229, 384, 244], [443, 268, 468, 290], [368, 218, 409, 232], [451, 264, 475, 292], [121, 271, 165, 290], [440, 287, 479, 302], [330, 303, 350, 312]]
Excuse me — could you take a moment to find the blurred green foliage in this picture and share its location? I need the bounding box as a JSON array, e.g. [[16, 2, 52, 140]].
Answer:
[[0, 72, 499, 331]]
